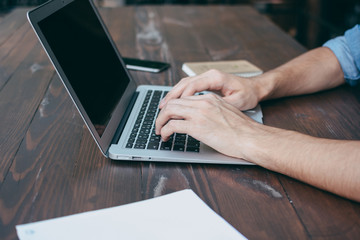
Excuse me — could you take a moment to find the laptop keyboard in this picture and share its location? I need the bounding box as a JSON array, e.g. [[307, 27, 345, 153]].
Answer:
[[125, 90, 200, 152]]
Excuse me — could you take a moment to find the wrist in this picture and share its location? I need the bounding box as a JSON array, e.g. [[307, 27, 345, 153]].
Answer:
[[240, 125, 289, 168], [252, 70, 279, 102]]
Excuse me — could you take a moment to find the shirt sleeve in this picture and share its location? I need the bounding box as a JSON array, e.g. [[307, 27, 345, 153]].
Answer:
[[323, 25, 360, 86]]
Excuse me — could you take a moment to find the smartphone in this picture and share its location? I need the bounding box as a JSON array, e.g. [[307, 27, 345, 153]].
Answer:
[[123, 57, 170, 73]]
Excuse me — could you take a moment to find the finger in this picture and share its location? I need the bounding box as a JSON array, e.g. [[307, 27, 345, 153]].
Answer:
[[193, 93, 246, 115], [159, 77, 191, 108], [160, 120, 190, 141], [159, 70, 224, 108], [180, 75, 214, 98], [180, 71, 225, 98], [156, 96, 212, 135], [155, 99, 195, 134], [180, 93, 240, 115]]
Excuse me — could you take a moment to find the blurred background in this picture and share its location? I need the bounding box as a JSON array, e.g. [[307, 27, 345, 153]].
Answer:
[[1, 0, 359, 49]]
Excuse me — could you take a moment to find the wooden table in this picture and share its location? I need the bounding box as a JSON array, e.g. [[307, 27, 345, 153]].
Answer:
[[1, 5, 359, 240]]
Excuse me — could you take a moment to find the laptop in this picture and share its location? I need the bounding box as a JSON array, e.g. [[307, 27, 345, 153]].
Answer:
[[27, 0, 262, 165]]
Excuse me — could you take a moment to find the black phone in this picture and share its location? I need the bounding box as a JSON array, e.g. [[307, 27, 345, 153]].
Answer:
[[123, 57, 170, 73]]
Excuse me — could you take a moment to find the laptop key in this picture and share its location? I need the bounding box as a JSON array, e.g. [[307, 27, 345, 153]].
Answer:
[[147, 142, 159, 150], [187, 141, 199, 148], [149, 136, 160, 142], [173, 145, 185, 151], [160, 141, 172, 150], [186, 147, 199, 152], [134, 143, 146, 149], [136, 139, 147, 144], [174, 139, 185, 145], [137, 134, 148, 140]]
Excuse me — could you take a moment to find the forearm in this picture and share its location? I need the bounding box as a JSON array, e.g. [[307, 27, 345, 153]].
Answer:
[[243, 126, 360, 202], [254, 47, 345, 101]]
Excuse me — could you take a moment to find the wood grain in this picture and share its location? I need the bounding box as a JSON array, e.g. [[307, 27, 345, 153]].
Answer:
[[0, 5, 359, 240], [0, 41, 54, 182], [0, 8, 29, 47]]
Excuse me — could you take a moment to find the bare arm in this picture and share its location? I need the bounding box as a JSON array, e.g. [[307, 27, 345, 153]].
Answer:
[[160, 47, 345, 111], [156, 95, 360, 202], [254, 47, 345, 101], [156, 46, 360, 201], [243, 124, 360, 202], [247, 48, 360, 200]]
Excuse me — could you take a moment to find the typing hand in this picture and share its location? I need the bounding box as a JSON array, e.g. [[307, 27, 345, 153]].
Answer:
[[155, 93, 262, 160], [159, 69, 262, 111]]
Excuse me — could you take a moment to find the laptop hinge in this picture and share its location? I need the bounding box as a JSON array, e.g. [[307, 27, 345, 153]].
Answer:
[[109, 91, 139, 147]]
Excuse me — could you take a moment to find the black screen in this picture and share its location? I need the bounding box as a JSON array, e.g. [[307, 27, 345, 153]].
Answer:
[[38, 0, 130, 137]]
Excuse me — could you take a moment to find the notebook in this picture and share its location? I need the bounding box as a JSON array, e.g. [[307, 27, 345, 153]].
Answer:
[[27, 0, 263, 165], [182, 60, 263, 78]]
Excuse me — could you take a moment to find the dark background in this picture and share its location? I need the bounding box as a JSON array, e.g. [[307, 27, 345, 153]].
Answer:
[[1, 0, 359, 49]]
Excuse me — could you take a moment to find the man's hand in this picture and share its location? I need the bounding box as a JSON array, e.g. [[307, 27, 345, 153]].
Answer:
[[155, 93, 263, 160], [159, 69, 264, 111]]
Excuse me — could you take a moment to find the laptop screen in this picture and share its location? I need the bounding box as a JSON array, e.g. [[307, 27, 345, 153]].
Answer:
[[38, 0, 130, 137]]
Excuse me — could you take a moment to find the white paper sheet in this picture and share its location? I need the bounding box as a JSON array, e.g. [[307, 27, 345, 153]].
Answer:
[[16, 189, 247, 240]]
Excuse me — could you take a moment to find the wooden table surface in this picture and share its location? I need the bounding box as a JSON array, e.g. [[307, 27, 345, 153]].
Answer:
[[0, 5, 359, 240]]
